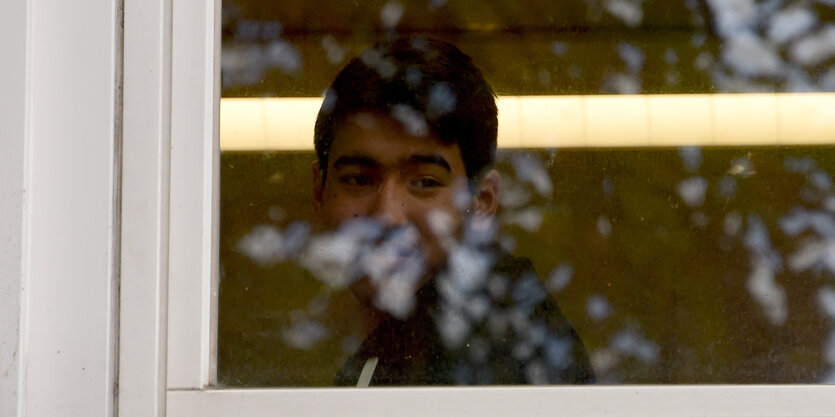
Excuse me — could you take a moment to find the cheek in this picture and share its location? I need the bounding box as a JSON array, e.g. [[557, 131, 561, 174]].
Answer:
[[320, 191, 368, 227]]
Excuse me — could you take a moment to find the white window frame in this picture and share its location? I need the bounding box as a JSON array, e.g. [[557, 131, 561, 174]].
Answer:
[[3, 0, 121, 416], [119, 0, 835, 416]]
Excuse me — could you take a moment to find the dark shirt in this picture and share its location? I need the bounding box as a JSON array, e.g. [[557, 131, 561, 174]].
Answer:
[[335, 252, 595, 386]]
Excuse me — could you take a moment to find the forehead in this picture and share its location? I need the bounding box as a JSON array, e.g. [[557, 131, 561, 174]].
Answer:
[[328, 112, 466, 171]]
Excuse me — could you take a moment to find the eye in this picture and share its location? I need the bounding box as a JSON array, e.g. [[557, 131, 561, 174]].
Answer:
[[340, 175, 374, 187], [410, 176, 443, 190]]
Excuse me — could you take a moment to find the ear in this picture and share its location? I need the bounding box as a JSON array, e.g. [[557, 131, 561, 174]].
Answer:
[[472, 169, 501, 217], [312, 161, 325, 214]]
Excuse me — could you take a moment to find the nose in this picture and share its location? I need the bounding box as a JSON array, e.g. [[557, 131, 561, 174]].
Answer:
[[372, 177, 408, 227]]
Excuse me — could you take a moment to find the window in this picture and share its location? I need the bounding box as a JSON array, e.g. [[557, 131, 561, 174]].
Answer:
[[218, 0, 835, 387], [120, 0, 835, 415]]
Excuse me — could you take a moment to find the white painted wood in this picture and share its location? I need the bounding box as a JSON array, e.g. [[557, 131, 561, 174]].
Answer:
[[119, 0, 172, 415], [167, 386, 835, 417], [0, 0, 28, 416], [20, 0, 120, 416], [167, 0, 221, 390]]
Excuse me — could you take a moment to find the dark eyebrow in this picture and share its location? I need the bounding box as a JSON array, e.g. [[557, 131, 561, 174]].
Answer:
[[404, 154, 452, 173], [332, 155, 379, 170]]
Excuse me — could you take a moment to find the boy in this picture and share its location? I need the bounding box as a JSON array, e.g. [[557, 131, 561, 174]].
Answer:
[[311, 37, 594, 385]]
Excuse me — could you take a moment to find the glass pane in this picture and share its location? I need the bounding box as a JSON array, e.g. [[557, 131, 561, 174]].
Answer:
[[218, 0, 835, 387]]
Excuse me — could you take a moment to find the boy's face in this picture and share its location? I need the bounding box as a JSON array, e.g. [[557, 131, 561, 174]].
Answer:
[[313, 112, 498, 306]]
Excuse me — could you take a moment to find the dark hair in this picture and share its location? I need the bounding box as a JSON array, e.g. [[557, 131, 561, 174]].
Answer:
[[314, 37, 498, 181]]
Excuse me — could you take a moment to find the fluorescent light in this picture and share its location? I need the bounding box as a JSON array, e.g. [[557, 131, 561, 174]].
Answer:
[[219, 94, 835, 151]]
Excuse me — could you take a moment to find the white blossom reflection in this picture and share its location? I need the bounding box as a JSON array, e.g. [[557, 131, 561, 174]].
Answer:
[[283, 314, 330, 350], [678, 177, 708, 208], [744, 215, 788, 326], [510, 153, 553, 197], [611, 328, 659, 365], [605, 0, 643, 27], [547, 263, 574, 293], [380, 1, 405, 28], [679, 146, 702, 173], [586, 295, 613, 321], [237, 224, 285, 266]]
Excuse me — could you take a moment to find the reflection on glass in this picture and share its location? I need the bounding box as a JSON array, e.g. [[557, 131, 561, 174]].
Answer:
[[218, 0, 835, 387]]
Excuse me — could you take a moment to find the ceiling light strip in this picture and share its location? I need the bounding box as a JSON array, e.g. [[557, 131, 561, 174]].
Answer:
[[219, 94, 835, 151]]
